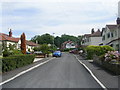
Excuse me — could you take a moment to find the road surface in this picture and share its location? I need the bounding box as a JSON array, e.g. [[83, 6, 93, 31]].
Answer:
[[2, 53, 102, 88]]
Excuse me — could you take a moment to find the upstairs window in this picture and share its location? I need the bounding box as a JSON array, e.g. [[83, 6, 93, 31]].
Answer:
[[111, 32, 114, 37], [107, 33, 110, 38]]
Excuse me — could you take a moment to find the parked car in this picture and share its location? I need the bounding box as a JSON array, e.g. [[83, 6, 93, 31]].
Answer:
[[69, 49, 78, 54], [26, 51, 32, 54], [34, 51, 43, 55], [53, 51, 62, 57], [34, 51, 46, 58]]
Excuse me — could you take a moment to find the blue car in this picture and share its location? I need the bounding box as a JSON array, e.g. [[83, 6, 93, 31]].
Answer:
[[53, 51, 62, 57]]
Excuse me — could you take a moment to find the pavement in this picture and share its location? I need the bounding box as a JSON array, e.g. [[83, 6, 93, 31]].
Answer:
[[2, 57, 53, 82], [2, 53, 103, 88], [76, 54, 119, 89]]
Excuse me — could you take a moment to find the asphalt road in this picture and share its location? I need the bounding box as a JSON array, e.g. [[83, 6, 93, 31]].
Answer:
[[2, 53, 102, 88]]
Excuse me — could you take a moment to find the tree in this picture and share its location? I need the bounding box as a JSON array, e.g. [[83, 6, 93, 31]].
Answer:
[[40, 44, 50, 54], [31, 33, 53, 44], [54, 34, 80, 48], [54, 36, 62, 48], [20, 33, 26, 54]]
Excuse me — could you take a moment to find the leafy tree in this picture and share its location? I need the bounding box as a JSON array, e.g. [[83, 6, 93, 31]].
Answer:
[[33, 46, 41, 51], [31, 33, 53, 44], [40, 44, 50, 54], [54, 34, 81, 48], [31, 33, 82, 49], [54, 36, 62, 48]]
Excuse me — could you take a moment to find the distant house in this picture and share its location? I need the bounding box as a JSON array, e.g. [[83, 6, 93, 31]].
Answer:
[[61, 40, 77, 49], [101, 18, 120, 51], [26, 40, 38, 51], [0, 30, 38, 51], [81, 29, 102, 46]]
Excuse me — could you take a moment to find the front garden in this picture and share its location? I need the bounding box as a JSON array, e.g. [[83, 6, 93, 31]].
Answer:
[[1, 44, 55, 73], [1, 47, 35, 73], [82, 45, 120, 75]]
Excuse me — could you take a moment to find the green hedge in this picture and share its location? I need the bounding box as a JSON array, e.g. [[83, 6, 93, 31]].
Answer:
[[85, 45, 114, 59], [2, 54, 35, 72]]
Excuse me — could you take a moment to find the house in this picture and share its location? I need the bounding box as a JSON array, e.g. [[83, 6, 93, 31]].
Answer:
[[0, 29, 38, 51], [61, 40, 77, 49], [26, 40, 38, 51], [81, 29, 102, 46], [101, 18, 120, 51]]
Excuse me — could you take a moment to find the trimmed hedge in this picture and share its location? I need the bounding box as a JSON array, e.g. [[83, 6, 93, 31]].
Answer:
[[2, 54, 35, 72], [85, 45, 114, 59]]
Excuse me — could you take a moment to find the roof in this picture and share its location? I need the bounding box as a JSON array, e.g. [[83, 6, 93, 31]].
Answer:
[[83, 30, 101, 37], [0, 33, 38, 46], [91, 30, 101, 37], [63, 40, 74, 45], [84, 34, 91, 37], [0, 33, 20, 42], [26, 41, 38, 46], [106, 25, 117, 30]]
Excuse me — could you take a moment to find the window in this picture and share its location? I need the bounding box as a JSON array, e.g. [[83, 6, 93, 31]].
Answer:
[[110, 44, 113, 47], [87, 38, 89, 42], [111, 32, 114, 37], [107, 33, 110, 38], [115, 31, 117, 36], [116, 44, 119, 51], [102, 35, 105, 40]]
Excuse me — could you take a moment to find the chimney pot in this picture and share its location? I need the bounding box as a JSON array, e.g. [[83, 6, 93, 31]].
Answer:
[[9, 29, 12, 37]]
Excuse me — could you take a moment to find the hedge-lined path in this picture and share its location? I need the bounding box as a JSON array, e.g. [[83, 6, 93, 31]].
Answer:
[[76, 55, 119, 89], [2, 57, 53, 82], [2, 53, 102, 88]]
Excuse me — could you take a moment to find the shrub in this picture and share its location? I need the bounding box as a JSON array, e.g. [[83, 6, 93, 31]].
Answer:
[[85, 45, 114, 59], [40, 44, 50, 54], [33, 46, 41, 51], [3, 49, 12, 57], [12, 49, 22, 55], [3, 49, 22, 57], [2, 54, 35, 72]]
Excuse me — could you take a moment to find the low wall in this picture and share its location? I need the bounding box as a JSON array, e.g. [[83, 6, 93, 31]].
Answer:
[[93, 55, 120, 75]]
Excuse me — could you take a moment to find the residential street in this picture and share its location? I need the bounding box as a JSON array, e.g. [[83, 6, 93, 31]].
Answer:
[[2, 53, 102, 88]]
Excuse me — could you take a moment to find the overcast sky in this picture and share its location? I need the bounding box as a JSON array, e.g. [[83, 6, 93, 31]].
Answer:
[[1, 0, 120, 40]]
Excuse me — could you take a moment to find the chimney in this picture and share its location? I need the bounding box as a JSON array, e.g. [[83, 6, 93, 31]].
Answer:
[[9, 29, 12, 37], [91, 28, 95, 34], [117, 17, 120, 25], [98, 29, 100, 32]]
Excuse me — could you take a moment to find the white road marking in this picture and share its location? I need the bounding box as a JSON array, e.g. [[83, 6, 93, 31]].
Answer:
[[74, 55, 108, 90], [0, 57, 55, 86], [33, 58, 43, 62]]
